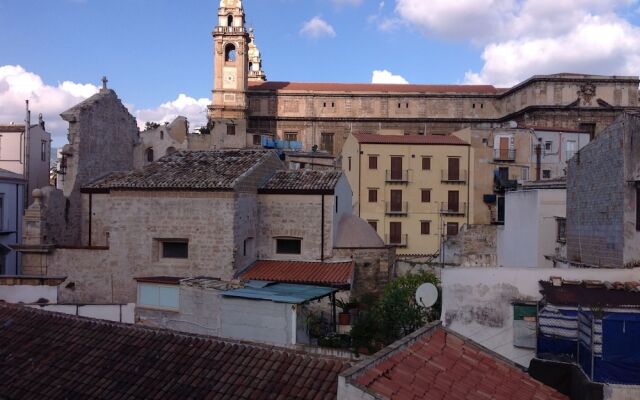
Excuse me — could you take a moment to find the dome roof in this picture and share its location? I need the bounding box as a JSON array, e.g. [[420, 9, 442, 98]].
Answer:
[[334, 214, 385, 249]]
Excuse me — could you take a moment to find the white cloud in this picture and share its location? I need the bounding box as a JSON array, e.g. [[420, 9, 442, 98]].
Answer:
[[372, 69, 409, 84], [135, 94, 210, 131], [300, 16, 337, 39], [390, 0, 640, 86], [0, 65, 211, 147]]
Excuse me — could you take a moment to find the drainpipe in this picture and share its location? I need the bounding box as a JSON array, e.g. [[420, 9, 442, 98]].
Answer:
[[535, 139, 542, 181], [320, 194, 325, 261]]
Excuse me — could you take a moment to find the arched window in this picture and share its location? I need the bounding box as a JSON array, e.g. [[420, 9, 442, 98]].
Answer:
[[227, 15, 234, 27], [145, 147, 154, 163], [160, 130, 164, 140], [225, 44, 236, 62], [166, 147, 176, 155], [249, 62, 253, 72]]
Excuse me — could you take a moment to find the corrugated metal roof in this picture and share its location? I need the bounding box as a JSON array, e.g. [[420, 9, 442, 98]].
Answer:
[[352, 133, 469, 146], [223, 282, 336, 304], [240, 260, 354, 287]]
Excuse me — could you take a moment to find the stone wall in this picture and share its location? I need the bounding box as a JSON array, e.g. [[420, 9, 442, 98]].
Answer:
[[443, 224, 497, 267], [334, 247, 394, 298], [566, 117, 625, 267]]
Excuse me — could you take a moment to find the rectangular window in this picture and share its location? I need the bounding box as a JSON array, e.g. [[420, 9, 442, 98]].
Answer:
[[421, 189, 431, 203], [161, 241, 189, 259], [276, 238, 302, 255], [521, 167, 529, 181], [321, 132, 334, 154], [227, 124, 236, 136], [544, 141, 552, 151], [138, 283, 179, 311], [348, 157, 352, 171], [389, 222, 402, 244], [422, 157, 431, 171], [636, 187, 640, 231], [284, 132, 298, 142], [369, 155, 378, 170], [41, 140, 47, 162], [368, 220, 378, 232], [253, 135, 261, 145], [557, 218, 567, 243], [368, 189, 378, 203], [421, 221, 431, 235], [542, 170, 551, 179], [446, 222, 459, 237], [447, 157, 460, 181]]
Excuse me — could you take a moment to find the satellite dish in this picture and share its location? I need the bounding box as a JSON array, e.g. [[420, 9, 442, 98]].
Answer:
[[415, 283, 438, 308]]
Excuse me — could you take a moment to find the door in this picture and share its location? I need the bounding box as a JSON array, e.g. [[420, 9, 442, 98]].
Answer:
[[499, 137, 510, 159], [448, 157, 460, 181], [390, 157, 403, 180], [448, 191, 459, 213], [390, 222, 402, 244], [390, 190, 403, 212]]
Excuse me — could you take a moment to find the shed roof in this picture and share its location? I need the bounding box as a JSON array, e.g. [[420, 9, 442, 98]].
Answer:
[[0, 304, 349, 400], [259, 170, 343, 194], [343, 323, 567, 400], [352, 133, 469, 146], [223, 282, 337, 304], [84, 150, 278, 192], [240, 260, 354, 287]]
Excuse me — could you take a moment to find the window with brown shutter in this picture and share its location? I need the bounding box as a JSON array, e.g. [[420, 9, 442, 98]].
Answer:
[[368, 189, 378, 203], [369, 155, 378, 170], [422, 157, 431, 171], [446, 222, 459, 236], [637, 187, 640, 231], [421, 189, 431, 203], [421, 221, 431, 235], [227, 124, 236, 136]]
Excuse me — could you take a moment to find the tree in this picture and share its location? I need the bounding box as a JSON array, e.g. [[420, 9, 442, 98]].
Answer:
[[144, 122, 161, 130]]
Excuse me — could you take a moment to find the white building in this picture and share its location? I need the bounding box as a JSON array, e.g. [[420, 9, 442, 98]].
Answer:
[[0, 169, 25, 274]]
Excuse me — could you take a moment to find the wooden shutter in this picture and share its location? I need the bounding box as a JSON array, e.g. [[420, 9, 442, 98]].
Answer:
[[422, 157, 431, 171], [369, 156, 378, 170], [390, 222, 402, 244], [391, 190, 403, 212], [421, 221, 430, 235], [448, 157, 460, 181], [448, 191, 459, 213], [499, 137, 509, 159], [421, 189, 431, 203], [368, 189, 378, 203], [447, 223, 459, 236], [391, 157, 403, 180]]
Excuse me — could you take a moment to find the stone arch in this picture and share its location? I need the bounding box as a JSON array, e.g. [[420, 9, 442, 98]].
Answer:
[[225, 43, 237, 62], [145, 147, 154, 163]]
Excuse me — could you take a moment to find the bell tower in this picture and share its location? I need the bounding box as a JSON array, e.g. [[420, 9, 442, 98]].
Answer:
[[209, 0, 249, 149]]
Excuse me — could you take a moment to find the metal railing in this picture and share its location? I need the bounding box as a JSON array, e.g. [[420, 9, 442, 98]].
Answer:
[[439, 202, 467, 216], [493, 149, 516, 161], [441, 170, 468, 183], [385, 234, 408, 247], [214, 26, 246, 34], [385, 170, 410, 183], [385, 201, 408, 216]]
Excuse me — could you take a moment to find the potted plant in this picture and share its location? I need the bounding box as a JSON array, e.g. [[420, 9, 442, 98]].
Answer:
[[336, 298, 358, 325]]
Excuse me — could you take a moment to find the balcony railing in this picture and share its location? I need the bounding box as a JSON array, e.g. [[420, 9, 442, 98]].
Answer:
[[385, 170, 410, 183], [441, 170, 468, 183], [385, 202, 408, 216], [439, 202, 467, 216], [493, 149, 516, 161], [385, 234, 408, 247], [214, 26, 246, 34]]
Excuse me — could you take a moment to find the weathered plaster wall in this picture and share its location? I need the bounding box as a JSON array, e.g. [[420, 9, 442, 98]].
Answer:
[[441, 267, 640, 367], [443, 224, 497, 267], [27, 303, 135, 323], [0, 284, 57, 304], [334, 247, 394, 297]]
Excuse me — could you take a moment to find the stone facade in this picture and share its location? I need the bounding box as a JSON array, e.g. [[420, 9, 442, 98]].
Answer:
[[566, 112, 640, 268], [443, 224, 497, 267]]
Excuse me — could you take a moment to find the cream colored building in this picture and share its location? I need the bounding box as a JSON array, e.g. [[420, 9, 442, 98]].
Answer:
[[342, 133, 471, 256]]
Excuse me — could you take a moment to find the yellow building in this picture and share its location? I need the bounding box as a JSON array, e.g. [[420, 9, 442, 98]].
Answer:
[[342, 133, 471, 256]]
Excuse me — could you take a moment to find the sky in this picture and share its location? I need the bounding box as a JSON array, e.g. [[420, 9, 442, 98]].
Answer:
[[1, 0, 639, 147]]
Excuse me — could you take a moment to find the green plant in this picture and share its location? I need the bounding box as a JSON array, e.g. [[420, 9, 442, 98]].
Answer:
[[305, 313, 324, 339], [335, 298, 358, 313]]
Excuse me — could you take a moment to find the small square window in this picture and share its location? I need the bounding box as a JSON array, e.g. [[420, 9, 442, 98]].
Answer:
[[276, 238, 302, 255], [369, 155, 378, 170], [545, 141, 552, 151], [162, 241, 189, 259], [421, 189, 431, 203], [368, 220, 378, 232], [227, 124, 236, 136], [422, 157, 431, 171], [542, 170, 551, 179], [421, 221, 431, 235], [368, 189, 378, 203], [446, 223, 459, 237]]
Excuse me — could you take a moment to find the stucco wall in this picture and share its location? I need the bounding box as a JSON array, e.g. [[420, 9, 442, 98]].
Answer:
[[27, 303, 135, 323], [0, 179, 24, 275], [441, 267, 640, 367], [0, 284, 57, 304], [220, 298, 295, 345]]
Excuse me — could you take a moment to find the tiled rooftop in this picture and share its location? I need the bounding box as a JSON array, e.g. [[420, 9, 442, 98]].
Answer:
[[249, 81, 501, 94], [352, 133, 469, 146], [346, 324, 567, 400], [85, 150, 277, 192], [240, 260, 354, 287], [260, 170, 342, 194], [0, 304, 349, 400]]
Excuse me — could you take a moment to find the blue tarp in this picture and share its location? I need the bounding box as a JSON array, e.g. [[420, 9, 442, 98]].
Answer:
[[223, 282, 336, 304]]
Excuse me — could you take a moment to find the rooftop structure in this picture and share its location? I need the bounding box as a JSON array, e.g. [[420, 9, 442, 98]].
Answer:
[[240, 260, 354, 287]]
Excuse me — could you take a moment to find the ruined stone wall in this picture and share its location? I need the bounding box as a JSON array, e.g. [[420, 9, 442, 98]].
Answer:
[[566, 117, 625, 268], [443, 224, 497, 267], [334, 247, 394, 298]]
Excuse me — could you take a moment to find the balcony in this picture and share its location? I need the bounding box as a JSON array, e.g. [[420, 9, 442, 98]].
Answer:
[[494, 174, 518, 193], [214, 26, 246, 34], [440, 202, 467, 216], [385, 234, 408, 247], [385, 202, 408, 216], [385, 170, 410, 183], [494, 149, 516, 161], [441, 170, 467, 184]]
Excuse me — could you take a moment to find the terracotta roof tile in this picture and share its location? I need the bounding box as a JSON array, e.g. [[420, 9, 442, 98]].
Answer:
[[248, 81, 500, 95], [0, 304, 350, 400], [352, 133, 469, 146], [348, 326, 567, 400], [85, 150, 279, 192], [240, 260, 354, 287], [260, 170, 342, 194]]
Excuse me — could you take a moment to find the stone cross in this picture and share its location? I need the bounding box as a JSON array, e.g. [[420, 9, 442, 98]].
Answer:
[[101, 76, 108, 90]]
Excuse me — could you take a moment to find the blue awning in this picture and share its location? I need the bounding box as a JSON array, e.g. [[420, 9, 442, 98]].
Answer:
[[223, 281, 337, 304]]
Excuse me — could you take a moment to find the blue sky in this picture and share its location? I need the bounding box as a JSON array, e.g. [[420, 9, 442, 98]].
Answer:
[[1, 0, 639, 145]]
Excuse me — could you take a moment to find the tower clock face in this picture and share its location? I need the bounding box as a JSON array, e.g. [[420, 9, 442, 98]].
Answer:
[[223, 67, 238, 89]]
